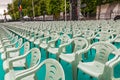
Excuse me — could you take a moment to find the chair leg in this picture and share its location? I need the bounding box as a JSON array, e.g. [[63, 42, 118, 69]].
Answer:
[[84, 52, 88, 59], [72, 62, 77, 80], [44, 47, 48, 59], [34, 75, 38, 80], [25, 62, 28, 69]]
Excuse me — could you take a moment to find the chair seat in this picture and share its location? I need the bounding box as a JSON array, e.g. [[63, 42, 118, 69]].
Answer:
[[77, 61, 104, 78], [8, 51, 19, 58], [48, 48, 58, 54], [114, 38, 120, 42], [0, 44, 2, 48], [59, 53, 75, 63], [6, 47, 16, 52], [34, 39, 40, 45], [3, 59, 26, 71], [5, 70, 15, 80], [26, 36, 30, 40], [29, 37, 34, 42], [0, 48, 4, 53], [23, 35, 26, 38], [1, 48, 19, 60], [19, 34, 23, 37], [3, 40, 10, 43], [1, 52, 6, 60], [5, 70, 34, 80], [39, 43, 48, 49]]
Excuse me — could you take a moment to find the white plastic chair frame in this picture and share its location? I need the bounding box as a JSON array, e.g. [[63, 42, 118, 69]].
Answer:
[[77, 42, 118, 80], [95, 31, 114, 42], [3, 42, 30, 72], [47, 34, 72, 60], [5, 48, 41, 80], [102, 56, 120, 80], [59, 37, 89, 80], [1, 38, 22, 60], [14, 59, 65, 80]]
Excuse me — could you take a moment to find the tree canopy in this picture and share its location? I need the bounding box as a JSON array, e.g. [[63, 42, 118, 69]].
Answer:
[[7, 0, 120, 20]]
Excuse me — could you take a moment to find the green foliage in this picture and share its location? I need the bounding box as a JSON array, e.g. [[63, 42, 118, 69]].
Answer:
[[7, 0, 119, 20]]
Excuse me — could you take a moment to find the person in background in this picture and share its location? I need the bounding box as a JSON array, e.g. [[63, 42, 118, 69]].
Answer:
[[3, 10, 7, 22]]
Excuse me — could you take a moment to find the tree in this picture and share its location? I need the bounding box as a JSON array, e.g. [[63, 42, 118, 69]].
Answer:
[[7, 0, 119, 20]]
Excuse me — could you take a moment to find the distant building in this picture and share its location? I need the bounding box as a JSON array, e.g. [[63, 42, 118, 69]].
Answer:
[[96, 3, 120, 20]]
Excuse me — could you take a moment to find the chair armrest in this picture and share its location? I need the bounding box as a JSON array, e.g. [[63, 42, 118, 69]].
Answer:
[[4, 42, 16, 48], [48, 40, 57, 47], [59, 39, 73, 47], [8, 49, 32, 69], [112, 35, 120, 42], [58, 39, 73, 53], [3, 37, 18, 48], [102, 56, 120, 80], [76, 47, 90, 61], [1, 38, 11, 41], [2, 40, 11, 45], [36, 35, 43, 38], [40, 36, 50, 42], [105, 55, 119, 66], [5, 48, 20, 58], [109, 56, 120, 68], [15, 62, 43, 80]]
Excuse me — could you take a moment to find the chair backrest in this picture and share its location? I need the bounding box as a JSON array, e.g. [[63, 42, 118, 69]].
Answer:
[[96, 32, 113, 41], [15, 59, 65, 80], [60, 34, 70, 44], [4, 36, 19, 48], [45, 59, 65, 80], [12, 36, 18, 43], [73, 37, 88, 52], [73, 29, 82, 38], [82, 30, 94, 39], [23, 42, 30, 54], [37, 30, 44, 38], [91, 42, 117, 64], [30, 48, 41, 67], [50, 32, 59, 40], [44, 30, 49, 37], [17, 38, 23, 48]]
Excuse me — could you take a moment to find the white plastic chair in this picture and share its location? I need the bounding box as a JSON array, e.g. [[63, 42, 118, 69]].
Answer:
[[39, 32, 59, 59], [0, 34, 15, 46], [1, 38, 23, 60], [4, 48, 41, 80], [6, 59, 65, 80], [102, 56, 120, 80], [3, 42, 30, 72], [77, 42, 118, 80], [2, 38, 22, 60], [95, 31, 114, 42], [81, 30, 95, 45], [34, 30, 44, 45], [0, 36, 18, 50], [59, 37, 89, 80], [47, 34, 72, 60], [73, 29, 82, 38]]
